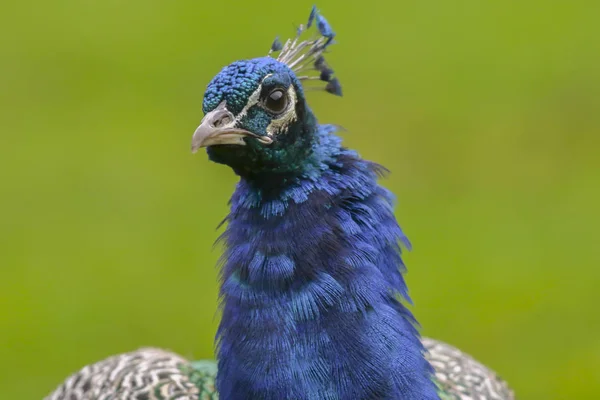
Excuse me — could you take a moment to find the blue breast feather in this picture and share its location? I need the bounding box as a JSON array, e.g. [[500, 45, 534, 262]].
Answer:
[[215, 125, 439, 399]]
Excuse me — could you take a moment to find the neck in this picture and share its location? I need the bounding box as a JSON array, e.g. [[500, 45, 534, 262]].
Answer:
[[215, 127, 438, 400]]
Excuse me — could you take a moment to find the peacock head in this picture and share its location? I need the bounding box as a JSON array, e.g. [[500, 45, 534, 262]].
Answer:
[[191, 6, 342, 179]]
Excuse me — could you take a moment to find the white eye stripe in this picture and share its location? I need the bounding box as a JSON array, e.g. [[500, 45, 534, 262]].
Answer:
[[233, 84, 263, 123]]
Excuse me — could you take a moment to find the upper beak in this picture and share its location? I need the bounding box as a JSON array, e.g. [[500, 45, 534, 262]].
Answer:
[[190, 101, 272, 153]]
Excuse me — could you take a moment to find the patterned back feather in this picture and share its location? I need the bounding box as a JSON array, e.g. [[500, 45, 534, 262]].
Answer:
[[45, 348, 216, 400]]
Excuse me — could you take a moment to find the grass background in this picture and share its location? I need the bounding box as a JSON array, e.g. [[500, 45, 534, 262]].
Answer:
[[1, 1, 599, 398]]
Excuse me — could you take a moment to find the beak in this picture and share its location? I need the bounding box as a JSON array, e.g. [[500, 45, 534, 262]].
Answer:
[[190, 101, 272, 153]]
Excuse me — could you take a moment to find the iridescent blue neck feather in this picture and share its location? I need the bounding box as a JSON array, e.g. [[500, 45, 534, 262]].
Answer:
[[215, 126, 439, 399]]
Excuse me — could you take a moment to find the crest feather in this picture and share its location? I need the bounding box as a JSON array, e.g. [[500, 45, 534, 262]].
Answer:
[[267, 6, 342, 97]]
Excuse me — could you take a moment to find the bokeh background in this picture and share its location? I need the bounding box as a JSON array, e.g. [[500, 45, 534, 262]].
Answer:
[[1, 1, 599, 398]]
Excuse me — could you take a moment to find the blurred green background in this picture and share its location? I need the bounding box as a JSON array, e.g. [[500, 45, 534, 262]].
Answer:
[[1, 0, 598, 398]]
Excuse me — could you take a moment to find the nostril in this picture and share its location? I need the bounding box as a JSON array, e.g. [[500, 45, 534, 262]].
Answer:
[[213, 114, 232, 128]]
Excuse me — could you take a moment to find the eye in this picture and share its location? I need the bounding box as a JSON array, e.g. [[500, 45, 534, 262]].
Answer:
[[263, 88, 288, 114]]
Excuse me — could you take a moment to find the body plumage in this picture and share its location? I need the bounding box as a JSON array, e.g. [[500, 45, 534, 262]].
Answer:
[[46, 6, 513, 400], [215, 126, 436, 399]]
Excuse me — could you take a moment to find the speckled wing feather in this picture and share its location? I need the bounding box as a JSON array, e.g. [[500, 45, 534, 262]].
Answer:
[[44, 348, 216, 400], [423, 338, 515, 400], [46, 339, 513, 400]]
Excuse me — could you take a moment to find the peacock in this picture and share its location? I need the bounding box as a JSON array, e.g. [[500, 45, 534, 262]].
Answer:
[[46, 6, 514, 400]]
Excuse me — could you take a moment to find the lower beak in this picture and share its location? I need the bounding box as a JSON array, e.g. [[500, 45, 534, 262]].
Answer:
[[190, 102, 272, 153]]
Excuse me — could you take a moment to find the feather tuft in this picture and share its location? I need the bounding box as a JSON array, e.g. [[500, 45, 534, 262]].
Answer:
[[325, 77, 342, 96], [270, 36, 283, 52], [316, 14, 335, 39], [319, 69, 332, 82], [314, 55, 326, 69]]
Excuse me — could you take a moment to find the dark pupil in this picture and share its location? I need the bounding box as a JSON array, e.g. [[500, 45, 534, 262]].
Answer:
[[265, 89, 287, 113]]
